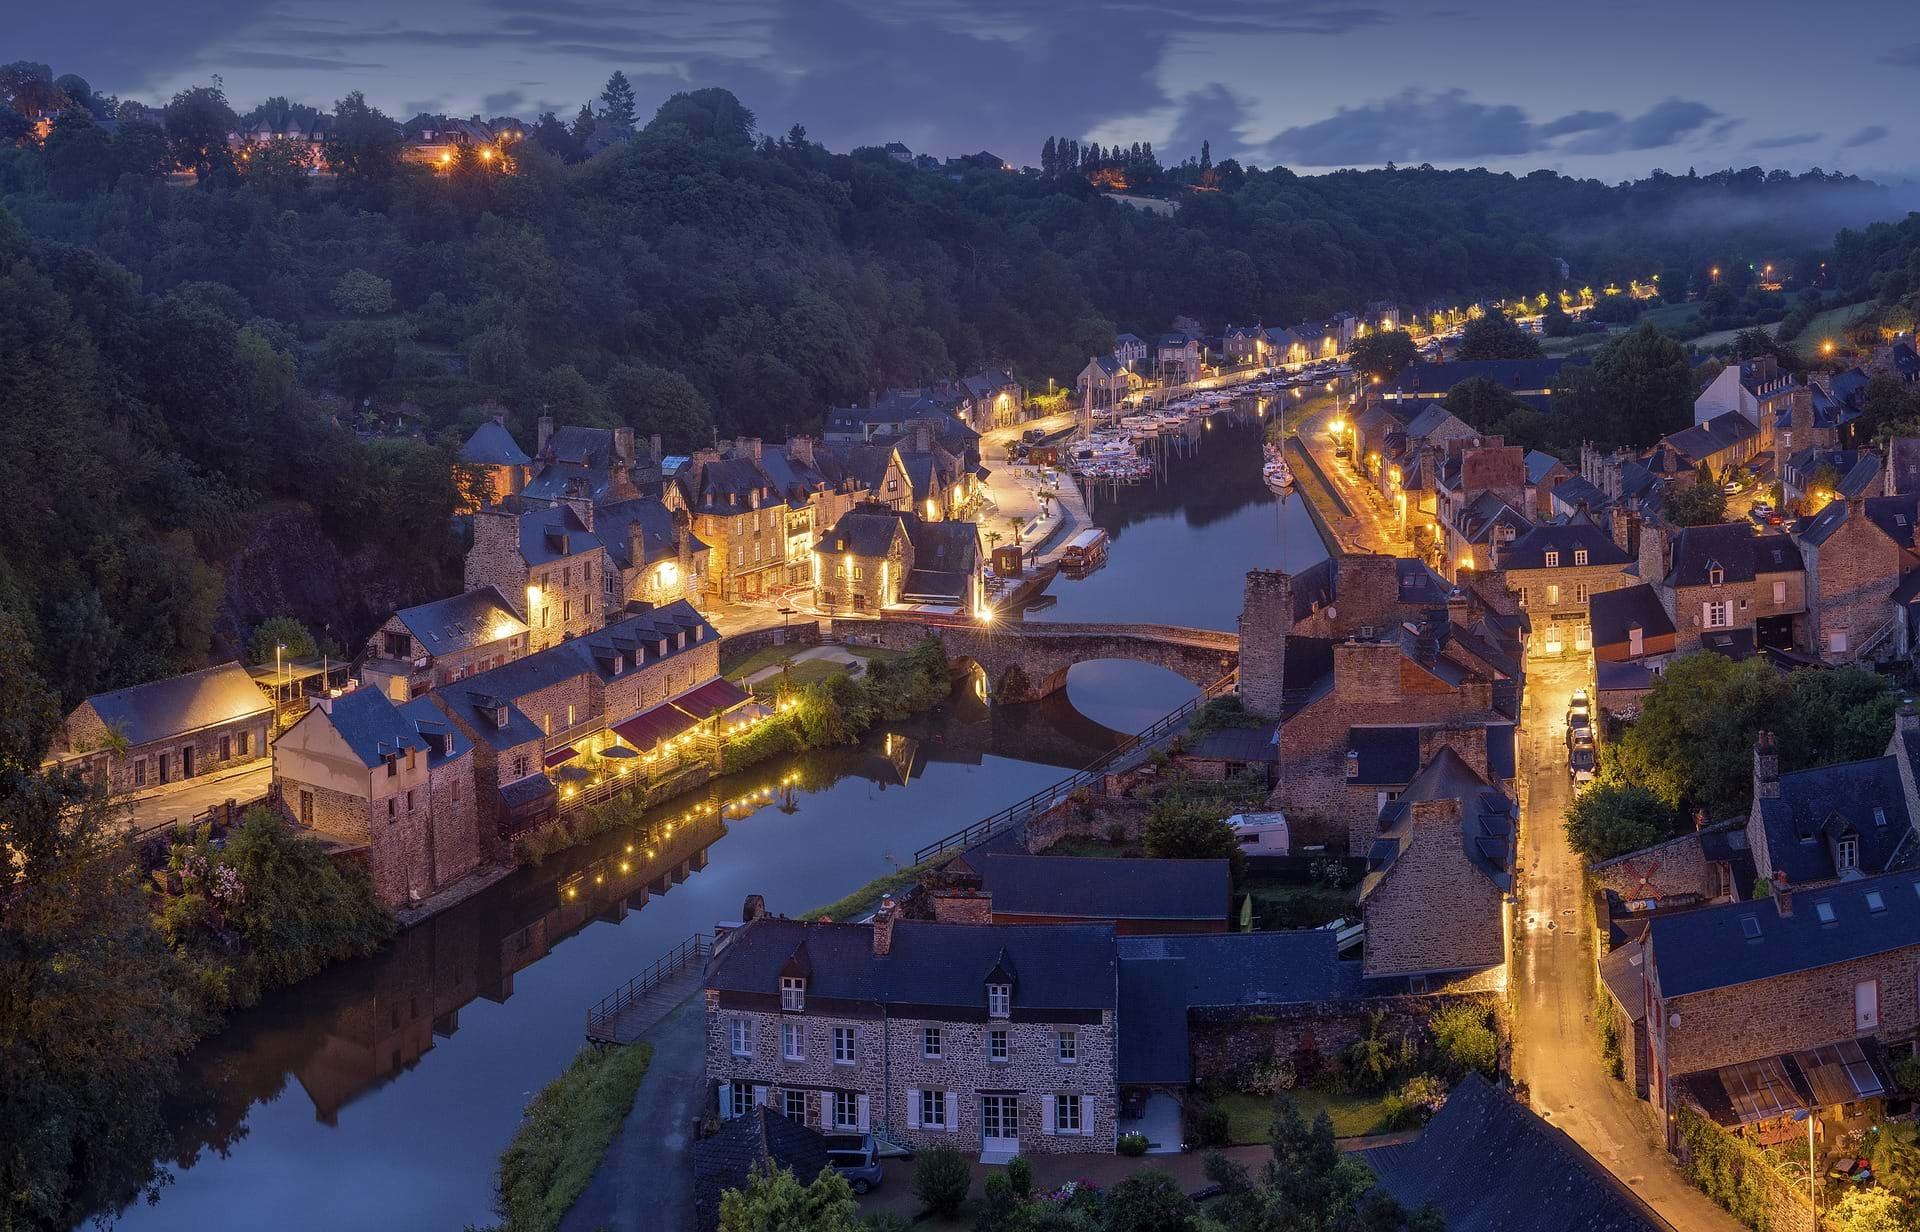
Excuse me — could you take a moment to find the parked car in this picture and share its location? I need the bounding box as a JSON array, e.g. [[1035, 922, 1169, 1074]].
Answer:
[[1022, 428, 1047, 444], [1568, 732, 1596, 786], [1748, 506, 1772, 529], [1722, 480, 1742, 495], [1566, 689, 1592, 740], [825, 1135, 884, 1194]]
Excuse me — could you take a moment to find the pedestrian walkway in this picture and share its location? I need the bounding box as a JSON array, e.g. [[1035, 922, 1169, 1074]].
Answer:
[[740, 645, 864, 689], [112, 760, 274, 836], [559, 994, 708, 1232]]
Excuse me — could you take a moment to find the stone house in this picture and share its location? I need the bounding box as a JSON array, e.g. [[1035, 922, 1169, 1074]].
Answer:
[[465, 503, 607, 653], [48, 662, 274, 796], [430, 687, 553, 844], [273, 689, 481, 908], [1076, 355, 1137, 410], [924, 854, 1231, 934], [594, 498, 708, 610], [1692, 354, 1794, 429], [455, 415, 531, 509], [1155, 333, 1202, 383], [1794, 493, 1919, 662], [894, 420, 980, 522], [814, 504, 984, 616], [949, 370, 1022, 433], [1642, 869, 1918, 1149], [1658, 410, 1763, 483], [704, 903, 1119, 1160], [1656, 523, 1805, 657], [520, 420, 663, 506], [1113, 333, 1148, 369], [1446, 490, 1533, 576], [1222, 323, 1273, 367], [1490, 512, 1634, 658], [1744, 721, 1920, 893], [1358, 750, 1514, 988], [361, 585, 529, 702]]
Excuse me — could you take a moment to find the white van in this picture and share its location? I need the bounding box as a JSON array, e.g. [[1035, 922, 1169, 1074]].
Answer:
[[1225, 812, 1291, 854]]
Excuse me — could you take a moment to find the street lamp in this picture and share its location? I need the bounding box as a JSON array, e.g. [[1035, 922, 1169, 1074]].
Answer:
[[1791, 1108, 1818, 1219]]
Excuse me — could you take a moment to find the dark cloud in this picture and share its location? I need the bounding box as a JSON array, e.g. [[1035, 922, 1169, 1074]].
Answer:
[[1166, 85, 1254, 163], [1564, 98, 1720, 154], [1264, 89, 1537, 166], [214, 50, 385, 71], [1538, 110, 1618, 139], [1845, 124, 1890, 148], [1749, 132, 1821, 149], [19, 0, 263, 91], [482, 89, 526, 114], [401, 98, 446, 116], [1878, 43, 1920, 67]]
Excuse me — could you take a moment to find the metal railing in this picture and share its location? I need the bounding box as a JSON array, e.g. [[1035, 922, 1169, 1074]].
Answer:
[[585, 931, 713, 1042], [911, 669, 1239, 865]]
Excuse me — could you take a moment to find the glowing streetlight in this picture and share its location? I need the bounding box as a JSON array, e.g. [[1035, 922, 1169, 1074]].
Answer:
[[1822, 340, 1835, 356]]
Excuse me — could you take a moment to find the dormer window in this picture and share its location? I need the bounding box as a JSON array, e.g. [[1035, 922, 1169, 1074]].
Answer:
[[1345, 750, 1360, 780], [780, 975, 805, 1012], [1837, 837, 1859, 872], [987, 983, 1011, 1018], [1708, 566, 1724, 587], [1574, 549, 1589, 566], [1544, 550, 1559, 568]]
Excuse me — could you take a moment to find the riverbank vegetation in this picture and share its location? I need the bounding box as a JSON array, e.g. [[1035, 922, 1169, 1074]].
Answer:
[[492, 1043, 654, 1232], [718, 638, 952, 776]]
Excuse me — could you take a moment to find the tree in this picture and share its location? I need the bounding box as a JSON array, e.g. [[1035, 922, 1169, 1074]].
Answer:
[[1565, 783, 1683, 861], [112, 119, 174, 179], [1143, 802, 1244, 883], [323, 320, 405, 396], [717, 1162, 860, 1232], [1455, 310, 1542, 360], [42, 110, 117, 199], [327, 92, 404, 188], [467, 325, 528, 387], [1041, 135, 1056, 175], [164, 83, 239, 184], [912, 1145, 970, 1217], [0, 108, 29, 148], [647, 88, 755, 146], [1349, 329, 1417, 382], [604, 363, 717, 451], [331, 269, 395, 316], [241, 134, 315, 200], [246, 616, 318, 666], [599, 70, 637, 133], [0, 61, 69, 118], [1659, 267, 1689, 304], [1662, 480, 1728, 527], [529, 110, 580, 162], [1555, 322, 1696, 446], [1860, 373, 1920, 442], [1830, 1188, 1906, 1232], [1101, 1168, 1196, 1232]]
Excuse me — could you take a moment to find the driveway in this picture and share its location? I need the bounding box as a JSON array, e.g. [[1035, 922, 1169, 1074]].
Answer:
[[112, 759, 274, 837], [1509, 657, 1742, 1231], [1290, 395, 1411, 557], [560, 993, 709, 1232]]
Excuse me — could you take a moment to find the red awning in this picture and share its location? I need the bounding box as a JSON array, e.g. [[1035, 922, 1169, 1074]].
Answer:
[[668, 677, 753, 721], [611, 702, 698, 751], [543, 745, 577, 768]]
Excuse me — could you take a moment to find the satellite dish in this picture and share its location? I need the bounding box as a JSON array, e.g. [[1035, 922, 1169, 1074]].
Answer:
[[1669, 1012, 1682, 1028]]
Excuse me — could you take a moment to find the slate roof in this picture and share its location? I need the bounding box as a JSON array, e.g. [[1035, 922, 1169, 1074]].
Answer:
[[1525, 449, 1566, 484], [1395, 559, 1453, 606], [435, 689, 543, 752], [459, 420, 531, 467], [1116, 957, 1192, 1085], [706, 918, 1118, 1012], [1699, 628, 1756, 660], [512, 504, 602, 567], [1365, 749, 1516, 896], [691, 1109, 831, 1232], [455, 601, 715, 705], [396, 696, 472, 765], [1402, 405, 1460, 440], [1487, 723, 1517, 780], [1382, 357, 1585, 398], [312, 687, 428, 770], [1661, 410, 1759, 466], [1182, 725, 1278, 763], [595, 498, 706, 572], [1666, 522, 1764, 587], [1114, 931, 1362, 1007], [77, 661, 271, 748], [979, 855, 1229, 922], [1750, 754, 1915, 886], [817, 509, 908, 558], [1347, 726, 1422, 786], [1499, 514, 1630, 570], [393, 586, 527, 658], [1362, 1073, 1667, 1232], [1650, 867, 1920, 999], [1589, 583, 1676, 650], [1547, 474, 1606, 514]]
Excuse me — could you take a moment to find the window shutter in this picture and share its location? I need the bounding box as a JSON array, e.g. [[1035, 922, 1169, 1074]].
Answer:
[[945, 1091, 959, 1132], [907, 1089, 922, 1130], [752, 1085, 767, 1107], [1079, 1095, 1094, 1136], [856, 1094, 871, 1133], [718, 1082, 735, 1119], [1042, 1094, 1057, 1135]]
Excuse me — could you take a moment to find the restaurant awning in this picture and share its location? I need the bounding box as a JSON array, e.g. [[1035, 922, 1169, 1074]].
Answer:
[[611, 702, 698, 751], [668, 677, 753, 721], [543, 745, 578, 768]]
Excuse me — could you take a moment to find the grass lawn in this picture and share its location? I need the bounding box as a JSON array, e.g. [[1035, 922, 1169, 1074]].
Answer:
[[847, 645, 905, 663], [1793, 300, 1875, 359], [1692, 320, 1781, 350], [495, 1042, 654, 1232], [1244, 880, 1350, 929], [721, 643, 803, 680], [746, 659, 848, 696], [1040, 837, 1137, 858], [1217, 1088, 1400, 1144], [1638, 301, 1702, 335], [805, 855, 943, 921]]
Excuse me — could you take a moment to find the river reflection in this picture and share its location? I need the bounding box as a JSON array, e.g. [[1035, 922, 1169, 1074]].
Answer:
[[115, 684, 1119, 1231], [104, 402, 1311, 1231]]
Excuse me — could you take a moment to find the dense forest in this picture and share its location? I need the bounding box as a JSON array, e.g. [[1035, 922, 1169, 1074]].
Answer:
[[0, 68, 1908, 708]]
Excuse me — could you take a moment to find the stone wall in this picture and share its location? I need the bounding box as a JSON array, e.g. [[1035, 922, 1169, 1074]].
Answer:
[[1023, 793, 1148, 853], [1588, 830, 1718, 903], [1238, 571, 1291, 719], [426, 752, 483, 891], [65, 703, 270, 798], [717, 621, 823, 670], [705, 992, 1117, 1153], [293, 780, 375, 847], [1804, 500, 1902, 662], [1190, 992, 1500, 1083], [1361, 798, 1506, 978]]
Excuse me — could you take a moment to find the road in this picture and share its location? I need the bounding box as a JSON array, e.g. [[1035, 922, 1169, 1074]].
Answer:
[[1288, 393, 1413, 556], [112, 759, 274, 836], [1510, 657, 1742, 1232]]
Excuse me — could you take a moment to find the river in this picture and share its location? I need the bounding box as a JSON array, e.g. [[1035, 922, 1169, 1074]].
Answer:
[[104, 402, 1329, 1231]]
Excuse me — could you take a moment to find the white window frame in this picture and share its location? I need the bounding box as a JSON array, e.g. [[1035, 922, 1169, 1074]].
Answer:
[[1856, 979, 1880, 1031], [782, 1022, 804, 1061], [989, 1027, 1010, 1062], [832, 1090, 860, 1130], [922, 1026, 942, 1059], [780, 976, 805, 1012], [729, 1017, 751, 1057], [832, 1026, 856, 1065], [1703, 601, 1733, 630], [731, 1085, 752, 1118], [1838, 837, 1859, 871], [987, 983, 1011, 1018], [1831, 631, 1850, 653], [918, 1088, 947, 1129], [1544, 550, 1560, 568], [1545, 583, 1560, 606], [1574, 548, 1589, 566], [1056, 1030, 1077, 1063], [782, 1088, 807, 1123], [1773, 580, 1787, 604], [1056, 1093, 1083, 1134]]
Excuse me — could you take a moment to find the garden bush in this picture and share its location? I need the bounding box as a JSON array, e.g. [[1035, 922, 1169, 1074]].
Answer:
[[1188, 1100, 1229, 1147], [1429, 1002, 1499, 1078], [1117, 1132, 1149, 1156], [1005, 1154, 1033, 1199], [914, 1145, 971, 1217]]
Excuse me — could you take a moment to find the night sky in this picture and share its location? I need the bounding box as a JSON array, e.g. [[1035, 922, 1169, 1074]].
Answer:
[[20, 0, 1916, 180]]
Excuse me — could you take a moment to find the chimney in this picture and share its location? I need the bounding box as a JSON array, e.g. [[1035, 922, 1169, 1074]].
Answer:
[[872, 894, 896, 956], [1789, 386, 1815, 445], [675, 506, 693, 583], [910, 419, 935, 454], [735, 436, 762, 461], [650, 433, 663, 462], [787, 435, 814, 467], [742, 893, 767, 923], [1446, 586, 1469, 626], [1754, 730, 1780, 800], [867, 389, 878, 409], [628, 520, 646, 582], [492, 408, 507, 427], [1770, 870, 1793, 918], [614, 425, 635, 467], [537, 414, 555, 456], [1609, 505, 1634, 555]]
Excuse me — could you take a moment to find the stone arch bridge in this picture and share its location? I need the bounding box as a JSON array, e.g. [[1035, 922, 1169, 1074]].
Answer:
[[832, 618, 1239, 704]]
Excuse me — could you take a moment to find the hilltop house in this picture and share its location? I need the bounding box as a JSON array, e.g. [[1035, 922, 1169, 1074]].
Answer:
[[47, 662, 274, 796]]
